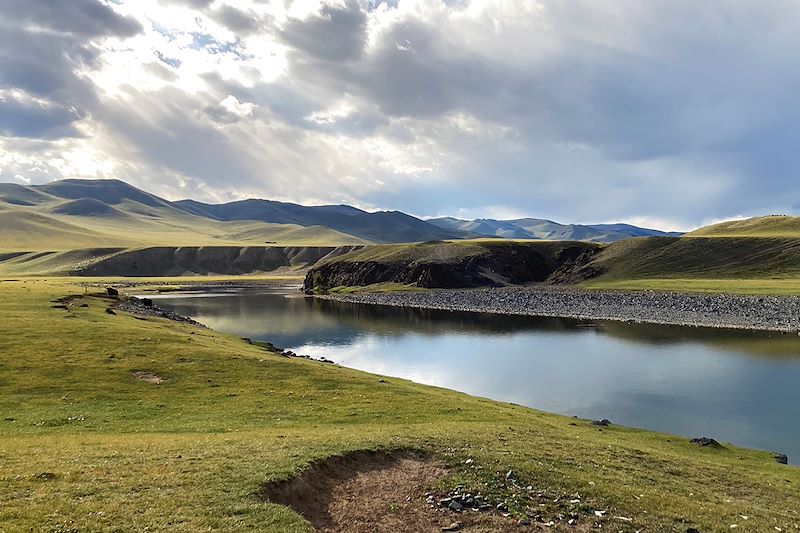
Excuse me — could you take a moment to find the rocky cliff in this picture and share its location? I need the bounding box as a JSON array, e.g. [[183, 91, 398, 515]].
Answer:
[[303, 241, 600, 293]]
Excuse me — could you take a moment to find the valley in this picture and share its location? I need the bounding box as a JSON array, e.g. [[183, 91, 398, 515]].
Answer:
[[2, 178, 800, 533]]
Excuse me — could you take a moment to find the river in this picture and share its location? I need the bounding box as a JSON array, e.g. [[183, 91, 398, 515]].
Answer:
[[151, 287, 800, 464]]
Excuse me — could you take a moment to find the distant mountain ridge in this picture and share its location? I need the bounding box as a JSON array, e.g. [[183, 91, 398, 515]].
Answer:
[[0, 179, 370, 250], [0, 179, 682, 251], [0, 179, 467, 248], [427, 217, 682, 243], [175, 198, 468, 244]]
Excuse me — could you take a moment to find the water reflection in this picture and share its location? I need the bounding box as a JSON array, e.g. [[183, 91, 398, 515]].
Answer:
[[154, 288, 800, 463]]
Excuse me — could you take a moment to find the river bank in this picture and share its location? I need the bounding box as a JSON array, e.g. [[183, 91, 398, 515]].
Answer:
[[3, 279, 798, 531], [321, 285, 800, 332]]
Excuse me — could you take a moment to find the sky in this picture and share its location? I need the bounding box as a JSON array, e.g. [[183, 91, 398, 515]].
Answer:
[[1, 0, 799, 231]]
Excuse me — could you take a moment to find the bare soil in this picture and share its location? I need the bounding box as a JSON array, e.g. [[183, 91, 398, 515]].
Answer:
[[132, 371, 164, 384], [258, 451, 581, 532]]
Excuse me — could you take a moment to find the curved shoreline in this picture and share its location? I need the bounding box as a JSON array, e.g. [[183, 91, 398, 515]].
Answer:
[[319, 285, 800, 333]]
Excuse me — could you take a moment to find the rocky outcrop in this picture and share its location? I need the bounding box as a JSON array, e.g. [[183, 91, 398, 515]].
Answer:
[[303, 242, 599, 293]]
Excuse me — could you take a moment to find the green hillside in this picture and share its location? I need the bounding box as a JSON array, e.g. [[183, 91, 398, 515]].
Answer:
[[550, 215, 800, 293], [581, 237, 800, 280], [570, 236, 800, 294], [688, 215, 800, 237], [317, 239, 595, 265]]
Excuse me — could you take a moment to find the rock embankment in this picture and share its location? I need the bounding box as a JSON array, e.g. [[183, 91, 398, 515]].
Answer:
[[303, 242, 599, 292], [322, 286, 800, 332]]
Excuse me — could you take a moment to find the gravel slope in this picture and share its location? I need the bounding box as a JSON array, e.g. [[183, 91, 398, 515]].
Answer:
[[322, 286, 800, 332]]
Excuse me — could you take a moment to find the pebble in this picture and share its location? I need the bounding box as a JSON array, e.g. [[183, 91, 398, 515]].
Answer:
[[324, 286, 800, 332]]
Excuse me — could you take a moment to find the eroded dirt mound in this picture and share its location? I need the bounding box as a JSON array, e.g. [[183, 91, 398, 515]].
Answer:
[[258, 451, 566, 533]]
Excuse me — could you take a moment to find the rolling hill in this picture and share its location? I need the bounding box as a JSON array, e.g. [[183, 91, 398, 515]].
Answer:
[[428, 216, 682, 242], [561, 236, 800, 282], [0, 179, 687, 252], [0, 180, 364, 251], [687, 215, 800, 237], [0, 179, 470, 251], [175, 198, 470, 243]]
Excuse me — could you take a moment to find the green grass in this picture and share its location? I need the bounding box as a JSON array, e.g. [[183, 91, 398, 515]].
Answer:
[[319, 239, 598, 265], [583, 277, 800, 295], [689, 215, 800, 237], [328, 282, 422, 294], [0, 279, 798, 532], [571, 236, 800, 294]]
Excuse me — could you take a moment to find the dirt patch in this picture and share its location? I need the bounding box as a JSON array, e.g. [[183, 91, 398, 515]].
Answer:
[[132, 371, 164, 384], [257, 451, 573, 532], [50, 295, 85, 309]]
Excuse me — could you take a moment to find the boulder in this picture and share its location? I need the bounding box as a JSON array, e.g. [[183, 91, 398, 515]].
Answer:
[[772, 452, 789, 465], [690, 437, 722, 448]]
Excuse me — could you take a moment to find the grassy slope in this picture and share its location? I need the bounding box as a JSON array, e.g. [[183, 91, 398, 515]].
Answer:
[[0, 201, 368, 253], [578, 235, 800, 294], [588, 215, 800, 293], [319, 240, 489, 264], [0, 196, 369, 276], [319, 239, 598, 265], [0, 280, 798, 532], [689, 215, 800, 237]]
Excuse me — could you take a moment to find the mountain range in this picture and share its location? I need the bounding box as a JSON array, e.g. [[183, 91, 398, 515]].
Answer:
[[427, 217, 681, 243], [0, 179, 680, 251]]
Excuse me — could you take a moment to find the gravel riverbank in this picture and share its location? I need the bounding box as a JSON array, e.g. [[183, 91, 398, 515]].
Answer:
[[322, 286, 800, 332]]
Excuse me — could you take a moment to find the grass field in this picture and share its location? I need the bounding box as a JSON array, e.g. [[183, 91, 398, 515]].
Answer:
[[328, 282, 422, 294], [583, 278, 800, 295], [1, 279, 798, 532]]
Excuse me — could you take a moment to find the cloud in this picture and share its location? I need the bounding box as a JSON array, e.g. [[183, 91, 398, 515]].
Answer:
[[280, 0, 368, 62], [1, 0, 142, 38], [1, 0, 800, 229], [212, 5, 267, 35], [0, 0, 142, 142], [0, 91, 86, 139]]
